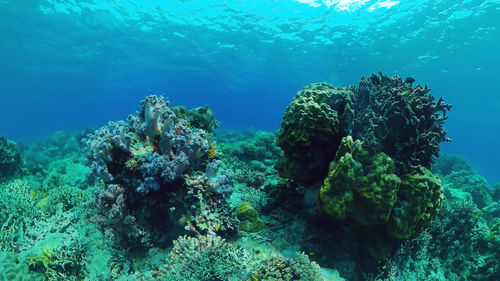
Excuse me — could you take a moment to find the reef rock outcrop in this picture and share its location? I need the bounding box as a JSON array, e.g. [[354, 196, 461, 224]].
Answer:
[[277, 73, 450, 258]]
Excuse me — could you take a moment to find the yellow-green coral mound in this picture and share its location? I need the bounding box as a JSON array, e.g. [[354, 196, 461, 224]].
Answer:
[[389, 167, 443, 239], [237, 202, 265, 233], [276, 83, 354, 182], [319, 136, 400, 225], [318, 136, 443, 258]]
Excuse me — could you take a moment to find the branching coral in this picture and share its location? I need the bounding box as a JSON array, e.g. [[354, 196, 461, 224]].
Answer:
[[251, 252, 323, 281], [353, 73, 451, 174], [164, 234, 253, 281]]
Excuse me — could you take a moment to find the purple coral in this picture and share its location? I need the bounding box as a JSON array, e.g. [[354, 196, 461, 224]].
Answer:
[[82, 120, 132, 183], [84, 95, 210, 193], [205, 160, 234, 197]]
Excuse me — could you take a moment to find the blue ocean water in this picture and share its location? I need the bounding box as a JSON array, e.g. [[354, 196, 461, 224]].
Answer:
[[1, 0, 499, 184]]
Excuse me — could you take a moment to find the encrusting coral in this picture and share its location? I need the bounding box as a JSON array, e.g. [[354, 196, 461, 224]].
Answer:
[[319, 136, 401, 225]]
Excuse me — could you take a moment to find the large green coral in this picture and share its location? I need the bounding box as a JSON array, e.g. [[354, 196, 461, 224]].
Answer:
[[318, 137, 443, 258], [276, 83, 354, 182], [319, 136, 400, 226], [237, 202, 265, 233], [388, 167, 443, 239]]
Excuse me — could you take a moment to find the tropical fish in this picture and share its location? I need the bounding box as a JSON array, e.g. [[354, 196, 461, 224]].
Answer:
[[405, 77, 415, 84]]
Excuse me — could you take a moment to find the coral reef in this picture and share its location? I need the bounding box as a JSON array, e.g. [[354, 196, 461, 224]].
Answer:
[[1, 87, 498, 280]]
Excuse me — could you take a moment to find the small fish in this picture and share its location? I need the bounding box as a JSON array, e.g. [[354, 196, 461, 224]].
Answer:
[[251, 275, 259, 281], [401, 90, 410, 95], [309, 252, 314, 256], [405, 77, 415, 84], [42, 191, 49, 198], [30, 192, 37, 196], [215, 224, 221, 231]]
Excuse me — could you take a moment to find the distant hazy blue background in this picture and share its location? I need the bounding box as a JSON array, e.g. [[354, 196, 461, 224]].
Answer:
[[1, 0, 499, 182]]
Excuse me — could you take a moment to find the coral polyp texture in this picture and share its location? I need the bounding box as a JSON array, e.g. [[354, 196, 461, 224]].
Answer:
[[276, 83, 354, 183], [278, 73, 450, 258]]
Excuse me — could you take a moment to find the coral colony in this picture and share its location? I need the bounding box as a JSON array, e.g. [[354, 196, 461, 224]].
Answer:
[[0, 73, 499, 280]]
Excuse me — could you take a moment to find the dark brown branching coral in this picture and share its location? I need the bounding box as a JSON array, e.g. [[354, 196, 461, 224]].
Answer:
[[353, 72, 452, 175]]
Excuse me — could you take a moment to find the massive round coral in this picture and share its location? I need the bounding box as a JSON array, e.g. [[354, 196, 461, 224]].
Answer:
[[318, 137, 443, 258], [276, 83, 354, 182]]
